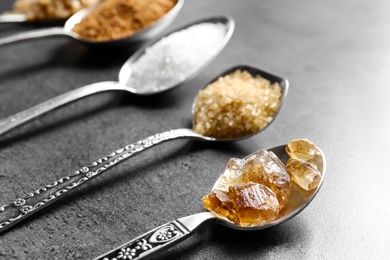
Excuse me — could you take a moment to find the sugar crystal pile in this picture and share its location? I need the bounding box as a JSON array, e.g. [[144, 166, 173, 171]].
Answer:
[[202, 139, 323, 227], [285, 139, 322, 190], [192, 70, 282, 140], [202, 148, 291, 226]]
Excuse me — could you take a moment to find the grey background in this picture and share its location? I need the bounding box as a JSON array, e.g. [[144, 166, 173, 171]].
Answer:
[[0, 0, 389, 259]]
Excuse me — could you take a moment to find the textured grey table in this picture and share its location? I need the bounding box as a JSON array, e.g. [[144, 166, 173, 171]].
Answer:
[[0, 0, 389, 259]]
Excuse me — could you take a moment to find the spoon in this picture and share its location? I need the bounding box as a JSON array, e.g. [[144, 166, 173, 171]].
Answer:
[[0, 0, 184, 46], [0, 64, 288, 234], [93, 144, 326, 260], [0, 15, 234, 137]]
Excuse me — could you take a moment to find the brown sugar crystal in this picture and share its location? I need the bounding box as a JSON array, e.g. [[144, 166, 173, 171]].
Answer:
[[286, 158, 321, 191], [72, 0, 176, 41], [242, 150, 291, 208], [202, 189, 239, 224], [202, 182, 279, 226], [229, 183, 279, 226], [285, 139, 322, 190], [286, 138, 319, 161]]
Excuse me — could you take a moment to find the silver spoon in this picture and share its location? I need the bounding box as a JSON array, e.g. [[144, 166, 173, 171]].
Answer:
[[0, 0, 184, 46], [0, 64, 288, 234], [93, 144, 326, 260], [0, 15, 234, 137]]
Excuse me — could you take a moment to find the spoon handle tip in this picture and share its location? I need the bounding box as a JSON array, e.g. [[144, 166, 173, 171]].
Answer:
[[93, 212, 215, 260]]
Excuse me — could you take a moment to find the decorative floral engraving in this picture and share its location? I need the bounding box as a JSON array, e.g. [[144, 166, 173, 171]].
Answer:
[[13, 198, 26, 207], [20, 205, 33, 214], [99, 222, 188, 260], [116, 247, 136, 259], [0, 129, 200, 233], [149, 224, 180, 243]]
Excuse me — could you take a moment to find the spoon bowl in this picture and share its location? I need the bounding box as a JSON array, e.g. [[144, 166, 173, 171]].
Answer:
[[93, 144, 326, 259], [0, 0, 184, 46], [220, 144, 326, 230], [192, 64, 289, 141], [118, 16, 235, 95], [0, 15, 234, 137]]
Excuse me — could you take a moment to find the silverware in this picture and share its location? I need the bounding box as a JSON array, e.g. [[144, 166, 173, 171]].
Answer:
[[93, 144, 326, 260], [0, 64, 288, 234], [0, 0, 184, 46], [0, 15, 234, 137]]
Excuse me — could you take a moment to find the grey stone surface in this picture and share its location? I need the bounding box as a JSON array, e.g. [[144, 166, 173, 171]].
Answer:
[[0, 0, 389, 259]]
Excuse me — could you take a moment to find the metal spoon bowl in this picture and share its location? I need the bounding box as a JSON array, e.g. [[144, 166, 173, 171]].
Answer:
[[93, 144, 326, 260], [0, 15, 234, 136], [0, 64, 288, 234], [0, 0, 184, 46]]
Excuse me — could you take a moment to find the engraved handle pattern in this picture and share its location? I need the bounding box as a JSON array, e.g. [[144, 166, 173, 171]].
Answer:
[[0, 128, 212, 233], [0, 81, 123, 136], [94, 212, 216, 260], [95, 220, 190, 260]]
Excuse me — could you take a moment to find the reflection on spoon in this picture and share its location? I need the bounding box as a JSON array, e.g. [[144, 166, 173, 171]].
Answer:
[[0, 0, 183, 46], [0, 64, 287, 234], [0, 15, 234, 137], [93, 144, 326, 260], [0, 13, 27, 23]]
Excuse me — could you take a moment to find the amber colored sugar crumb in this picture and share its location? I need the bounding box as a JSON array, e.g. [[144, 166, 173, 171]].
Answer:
[[193, 69, 282, 140], [202, 182, 279, 226], [72, 0, 176, 41], [13, 0, 100, 21]]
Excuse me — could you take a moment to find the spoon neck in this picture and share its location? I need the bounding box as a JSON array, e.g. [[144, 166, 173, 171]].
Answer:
[[0, 13, 27, 23], [0, 27, 66, 46], [177, 212, 216, 232]]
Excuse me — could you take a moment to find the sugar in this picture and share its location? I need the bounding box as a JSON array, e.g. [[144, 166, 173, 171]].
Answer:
[[192, 70, 282, 140], [126, 23, 227, 93]]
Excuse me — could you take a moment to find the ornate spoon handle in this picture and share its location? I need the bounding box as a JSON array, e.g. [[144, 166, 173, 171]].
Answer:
[[0, 129, 213, 234], [93, 212, 216, 260], [0, 81, 123, 136]]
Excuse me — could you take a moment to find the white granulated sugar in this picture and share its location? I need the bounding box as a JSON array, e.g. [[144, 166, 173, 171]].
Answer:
[[127, 23, 227, 93]]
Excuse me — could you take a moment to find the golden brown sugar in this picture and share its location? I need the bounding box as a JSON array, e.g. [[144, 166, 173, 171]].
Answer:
[[202, 183, 279, 226], [203, 139, 323, 226], [192, 69, 282, 140], [204, 149, 289, 226], [202, 189, 239, 224], [242, 150, 291, 208], [285, 139, 322, 190], [229, 183, 279, 226], [286, 158, 321, 191], [212, 158, 245, 191], [72, 0, 176, 41], [13, 0, 100, 21], [286, 138, 319, 161]]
